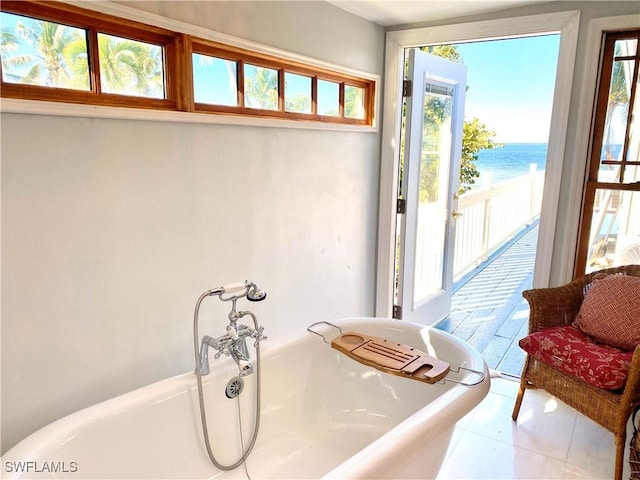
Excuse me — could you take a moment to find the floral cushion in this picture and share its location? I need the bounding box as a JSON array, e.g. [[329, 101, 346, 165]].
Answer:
[[519, 325, 633, 390], [573, 274, 640, 350]]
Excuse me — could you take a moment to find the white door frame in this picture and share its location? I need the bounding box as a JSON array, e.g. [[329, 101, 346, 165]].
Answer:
[[376, 11, 581, 318]]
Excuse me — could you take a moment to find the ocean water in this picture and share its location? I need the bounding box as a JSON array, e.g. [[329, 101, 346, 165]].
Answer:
[[471, 143, 547, 189]]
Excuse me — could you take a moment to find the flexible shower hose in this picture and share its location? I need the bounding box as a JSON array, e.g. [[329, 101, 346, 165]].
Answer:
[[193, 291, 262, 471]]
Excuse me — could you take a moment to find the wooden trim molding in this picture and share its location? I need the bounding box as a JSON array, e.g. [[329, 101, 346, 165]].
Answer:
[[0, 0, 376, 127]]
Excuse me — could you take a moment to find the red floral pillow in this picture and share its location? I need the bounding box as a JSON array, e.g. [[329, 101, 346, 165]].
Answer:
[[519, 325, 632, 390], [572, 274, 640, 351]]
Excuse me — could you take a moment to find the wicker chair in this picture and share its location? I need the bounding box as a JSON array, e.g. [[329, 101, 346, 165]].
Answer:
[[512, 265, 640, 480]]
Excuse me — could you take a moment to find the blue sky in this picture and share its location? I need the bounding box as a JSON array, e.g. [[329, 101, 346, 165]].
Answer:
[[455, 34, 561, 144]]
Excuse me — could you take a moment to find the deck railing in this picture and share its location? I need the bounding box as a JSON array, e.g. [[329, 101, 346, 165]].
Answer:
[[453, 165, 545, 279]]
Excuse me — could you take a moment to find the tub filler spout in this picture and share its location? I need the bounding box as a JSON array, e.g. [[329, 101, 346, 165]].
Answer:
[[196, 324, 261, 377], [193, 281, 266, 378]]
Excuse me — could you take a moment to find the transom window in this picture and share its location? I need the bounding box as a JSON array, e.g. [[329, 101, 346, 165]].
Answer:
[[0, 1, 375, 126], [189, 39, 374, 123]]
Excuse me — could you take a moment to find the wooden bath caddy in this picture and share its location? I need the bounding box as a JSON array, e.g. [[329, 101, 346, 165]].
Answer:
[[300, 322, 450, 383], [307, 321, 486, 387], [330, 331, 450, 384]]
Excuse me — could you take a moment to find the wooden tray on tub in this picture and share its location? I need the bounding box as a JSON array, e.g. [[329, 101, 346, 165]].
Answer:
[[331, 332, 450, 384]]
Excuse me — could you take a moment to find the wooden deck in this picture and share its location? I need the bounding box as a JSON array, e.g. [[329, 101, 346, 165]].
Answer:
[[435, 219, 539, 377]]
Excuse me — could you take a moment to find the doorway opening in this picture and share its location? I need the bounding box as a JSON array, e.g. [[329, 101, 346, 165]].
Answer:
[[394, 34, 561, 376]]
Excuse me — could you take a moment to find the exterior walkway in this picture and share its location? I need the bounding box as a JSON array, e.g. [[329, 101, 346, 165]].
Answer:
[[435, 219, 540, 377]]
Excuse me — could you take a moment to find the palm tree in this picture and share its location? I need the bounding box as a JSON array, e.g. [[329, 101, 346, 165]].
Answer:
[[62, 34, 91, 90], [64, 34, 163, 97], [284, 74, 311, 113], [285, 93, 310, 113], [2, 15, 163, 97], [13, 18, 88, 89], [344, 86, 364, 119], [244, 65, 277, 110], [601, 48, 631, 164], [96, 34, 164, 98], [1, 27, 22, 82]]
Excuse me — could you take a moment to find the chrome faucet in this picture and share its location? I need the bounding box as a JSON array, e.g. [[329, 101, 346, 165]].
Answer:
[[197, 323, 264, 376], [195, 281, 267, 377]]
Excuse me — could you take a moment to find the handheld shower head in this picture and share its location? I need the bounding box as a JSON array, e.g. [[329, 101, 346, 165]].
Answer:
[[208, 281, 256, 300], [247, 284, 267, 302]]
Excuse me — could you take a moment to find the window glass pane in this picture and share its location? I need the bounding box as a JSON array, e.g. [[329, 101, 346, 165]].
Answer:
[[615, 38, 637, 57], [344, 84, 365, 119], [192, 53, 237, 106], [97, 33, 164, 98], [598, 59, 635, 182], [317, 79, 339, 116], [244, 63, 278, 110], [625, 92, 640, 183], [414, 82, 454, 304], [0, 12, 89, 90], [586, 189, 640, 273], [284, 72, 311, 113]]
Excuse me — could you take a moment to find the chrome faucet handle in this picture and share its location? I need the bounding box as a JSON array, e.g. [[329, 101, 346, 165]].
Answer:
[[227, 324, 239, 340], [235, 324, 254, 337], [251, 326, 267, 347]]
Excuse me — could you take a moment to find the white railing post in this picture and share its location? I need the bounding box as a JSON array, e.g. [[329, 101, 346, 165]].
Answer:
[[481, 173, 492, 263]]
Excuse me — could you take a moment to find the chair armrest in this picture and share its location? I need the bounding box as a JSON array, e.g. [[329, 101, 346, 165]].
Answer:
[[522, 280, 585, 334], [625, 345, 640, 396], [619, 344, 640, 431]]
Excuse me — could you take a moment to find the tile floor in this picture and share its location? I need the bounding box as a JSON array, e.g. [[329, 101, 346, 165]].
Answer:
[[436, 373, 631, 479]]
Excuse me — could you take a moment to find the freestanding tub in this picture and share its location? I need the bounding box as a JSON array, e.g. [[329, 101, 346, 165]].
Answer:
[[2, 317, 489, 479]]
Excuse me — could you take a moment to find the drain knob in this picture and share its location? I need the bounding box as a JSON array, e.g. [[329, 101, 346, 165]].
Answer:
[[225, 376, 244, 399]]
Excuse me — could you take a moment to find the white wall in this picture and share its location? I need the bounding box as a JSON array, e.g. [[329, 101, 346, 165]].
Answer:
[[1, 1, 384, 453], [115, 0, 382, 73]]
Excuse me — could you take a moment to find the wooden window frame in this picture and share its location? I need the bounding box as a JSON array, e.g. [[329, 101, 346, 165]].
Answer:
[[574, 29, 640, 276], [0, 1, 182, 110], [0, 1, 375, 126], [190, 38, 375, 125]]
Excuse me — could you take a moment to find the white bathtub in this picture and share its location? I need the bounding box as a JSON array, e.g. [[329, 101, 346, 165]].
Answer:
[[2, 317, 489, 479]]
